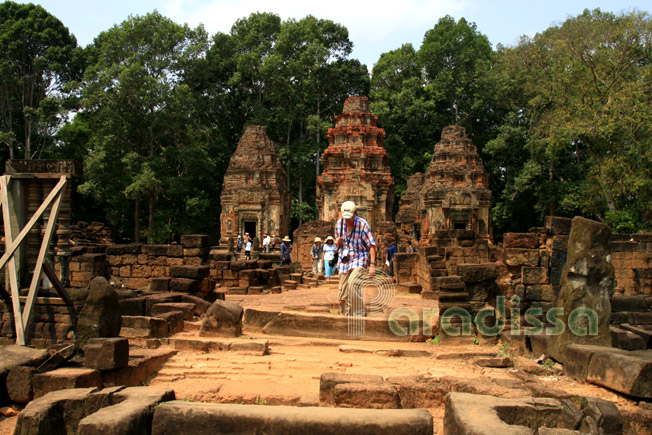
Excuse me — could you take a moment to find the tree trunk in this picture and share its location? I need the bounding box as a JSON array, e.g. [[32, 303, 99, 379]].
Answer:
[[549, 162, 555, 216], [148, 192, 154, 245], [134, 197, 140, 243]]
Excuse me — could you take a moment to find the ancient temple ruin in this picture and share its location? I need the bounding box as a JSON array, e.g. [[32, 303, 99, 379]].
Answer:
[[317, 96, 394, 229], [396, 125, 492, 244], [219, 125, 289, 244]]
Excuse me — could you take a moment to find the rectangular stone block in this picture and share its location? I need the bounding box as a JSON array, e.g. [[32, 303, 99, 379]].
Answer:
[[180, 234, 209, 248], [183, 248, 209, 257], [587, 349, 652, 398], [504, 249, 540, 267], [397, 282, 422, 294], [151, 302, 196, 321], [119, 297, 146, 316], [157, 311, 185, 334], [83, 337, 129, 370], [120, 316, 168, 338], [522, 267, 548, 285], [503, 233, 539, 249], [169, 278, 201, 293], [169, 265, 210, 280], [32, 368, 103, 398]]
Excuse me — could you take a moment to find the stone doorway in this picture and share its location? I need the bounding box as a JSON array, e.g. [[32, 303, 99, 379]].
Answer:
[[243, 221, 257, 239]]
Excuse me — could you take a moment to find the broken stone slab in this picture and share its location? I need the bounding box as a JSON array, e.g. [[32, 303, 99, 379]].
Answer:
[[443, 392, 567, 434], [13, 387, 109, 435], [373, 349, 433, 358], [563, 345, 628, 380], [586, 348, 652, 398], [547, 217, 614, 363], [619, 323, 652, 347], [0, 345, 48, 370], [77, 277, 122, 349], [199, 299, 243, 337], [83, 337, 129, 370], [242, 308, 281, 329], [334, 382, 399, 409], [32, 368, 103, 399], [7, 366, 36, 403], [610, 325, 647, 350], [151, 401, 433, 435], [77, 386, 175, 435], [120, 316, 168, 338], [157, 311, 185, 334], [339, 345, 373, 354], [319, 373, 384, 406], [151, 302, 196, 321], [100, 348, 176, 388]]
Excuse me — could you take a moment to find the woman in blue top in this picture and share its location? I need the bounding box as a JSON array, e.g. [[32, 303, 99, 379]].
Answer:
[[322, 236, 338, 281]]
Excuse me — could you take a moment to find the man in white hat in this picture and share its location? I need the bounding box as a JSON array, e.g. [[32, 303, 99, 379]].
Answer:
[[335, 201, 377, 316], [310, 237, 323, 276]]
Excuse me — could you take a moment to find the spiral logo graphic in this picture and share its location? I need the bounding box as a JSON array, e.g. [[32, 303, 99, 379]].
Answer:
[[347, 268, 396, 336]]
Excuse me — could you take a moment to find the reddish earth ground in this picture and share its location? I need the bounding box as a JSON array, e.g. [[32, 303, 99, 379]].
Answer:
[[0, 281, 644, 434]]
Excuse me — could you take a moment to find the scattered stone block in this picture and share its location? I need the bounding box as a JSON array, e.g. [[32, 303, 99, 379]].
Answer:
[[120, 316, 168, 338], [33, 368, 103, 398], [150, 277, 170, 292], [386, 376, 450, 408], [199, 300, 243, 337], [319, 373, 384, 406], [13, 387, 105, 435], [169, 278, 201, 293], [0, 345, 48, 369], [157, 311, 185, 334], [119, 297, 146, 316], [77, 386, 175, 435], [397, 282, 422, 294], [587, 349, 652, 398], [7, 366, 36, 403], [611, 325, 647, 350], [84, 337, 129, 370], [151, 302, 196, 320], [77, 277, 122, 347]]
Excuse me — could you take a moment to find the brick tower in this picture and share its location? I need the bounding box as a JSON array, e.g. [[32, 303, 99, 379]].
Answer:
[[219, 125, 290, 244], [317, 96, 394, 229]]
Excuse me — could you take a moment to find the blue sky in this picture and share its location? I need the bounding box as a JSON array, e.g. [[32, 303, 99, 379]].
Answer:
[[33, 0, 651, 68]]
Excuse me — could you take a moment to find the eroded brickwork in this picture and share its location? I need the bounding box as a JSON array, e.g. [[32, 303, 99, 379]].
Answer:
[[219, 125, 289, 244], [397, 126, 491, 246], [317, 96, 394, 229]]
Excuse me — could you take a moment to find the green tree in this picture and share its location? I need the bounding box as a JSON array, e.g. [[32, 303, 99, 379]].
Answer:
[[487, 9, 652, 234], [77, 12, 211, 243], [419, 16, 494, 130], [0, 1, 82, 160]]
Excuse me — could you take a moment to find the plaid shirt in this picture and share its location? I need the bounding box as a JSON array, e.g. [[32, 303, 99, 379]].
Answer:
[[335, 216, 376, 274]]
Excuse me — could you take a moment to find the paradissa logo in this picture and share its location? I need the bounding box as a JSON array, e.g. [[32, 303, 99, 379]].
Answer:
[[388, 295, 600, 337]]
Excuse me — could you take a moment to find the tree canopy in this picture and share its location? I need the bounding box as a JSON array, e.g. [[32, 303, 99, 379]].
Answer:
[[3, 5, 651, 242]]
